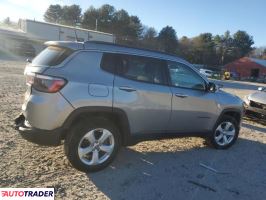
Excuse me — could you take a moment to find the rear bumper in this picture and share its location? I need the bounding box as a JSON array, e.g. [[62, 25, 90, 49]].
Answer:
[[14, 114, 63, 146]]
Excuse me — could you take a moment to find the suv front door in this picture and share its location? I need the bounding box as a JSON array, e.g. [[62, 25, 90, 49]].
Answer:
[[112, 54, 172, 134], [167, 61, 218, 133]]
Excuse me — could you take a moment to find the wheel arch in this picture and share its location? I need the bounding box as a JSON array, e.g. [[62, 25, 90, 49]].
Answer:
[[61, 106, 132, 145], [214, 108, 242, 130]]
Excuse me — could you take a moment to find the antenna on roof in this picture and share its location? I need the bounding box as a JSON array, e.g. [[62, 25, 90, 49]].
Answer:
[[74, 22, 81, 42], [74, 28, 78, 42]]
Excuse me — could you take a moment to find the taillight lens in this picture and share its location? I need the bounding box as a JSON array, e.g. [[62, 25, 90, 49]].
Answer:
[[26, 73, 67, 93]]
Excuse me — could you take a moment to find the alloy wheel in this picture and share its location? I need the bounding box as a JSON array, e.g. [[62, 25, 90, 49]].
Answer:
[[78, 128, 115, 166], [214, 121, 236, 146]]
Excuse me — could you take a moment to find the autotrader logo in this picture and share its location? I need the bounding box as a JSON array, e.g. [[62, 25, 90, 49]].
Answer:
[[0, 188, 54, 200]]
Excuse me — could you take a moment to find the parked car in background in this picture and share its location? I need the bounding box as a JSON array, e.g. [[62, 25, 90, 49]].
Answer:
[[15, 41, 244, 172], [257, 75, 266, 83], [199, 69, 213, 78], [230, 72, 240, 80], [244, 87, 266, 118]]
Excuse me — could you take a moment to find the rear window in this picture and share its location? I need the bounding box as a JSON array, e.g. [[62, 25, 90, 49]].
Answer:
[[32, 46, 73, 66]]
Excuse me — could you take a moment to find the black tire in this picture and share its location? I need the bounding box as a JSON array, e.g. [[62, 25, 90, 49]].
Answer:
[[207, 115, 239, 149], [64, 117, 121, 172]]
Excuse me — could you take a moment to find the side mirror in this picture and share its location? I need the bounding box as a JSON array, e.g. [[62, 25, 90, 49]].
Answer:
[[26, 58, 32, 63], [208, 82, 216, 92], [207, 82, 222, 92], [258, 87, 265, 91]]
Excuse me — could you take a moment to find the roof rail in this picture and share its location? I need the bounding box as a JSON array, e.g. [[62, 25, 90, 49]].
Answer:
[[84, 41, 178, 57]]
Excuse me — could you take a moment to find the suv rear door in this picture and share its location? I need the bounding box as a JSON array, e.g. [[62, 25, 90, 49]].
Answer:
[[110, 53, 172, 134], [167, 61, 218, 133]]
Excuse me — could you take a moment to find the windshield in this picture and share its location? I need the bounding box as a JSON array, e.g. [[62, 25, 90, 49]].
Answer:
[[32, 46, 73, 66]]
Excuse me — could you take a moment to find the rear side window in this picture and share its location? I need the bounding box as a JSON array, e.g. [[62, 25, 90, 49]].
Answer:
[[101, 53, 167, 85], [100, 53, 120, 74], [32, 46, 73, 66]]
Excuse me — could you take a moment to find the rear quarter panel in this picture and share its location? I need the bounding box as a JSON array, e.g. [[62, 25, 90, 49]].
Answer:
[[44, 51, 114, 109]]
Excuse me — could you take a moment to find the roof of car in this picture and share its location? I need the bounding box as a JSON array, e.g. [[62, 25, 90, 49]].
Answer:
[[45, 40, 189, 65]]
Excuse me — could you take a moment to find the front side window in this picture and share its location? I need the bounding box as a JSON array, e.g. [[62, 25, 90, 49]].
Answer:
[[167, 61, 206, 90], [118, 54, 166, 85], [32, 46, 73, 66]]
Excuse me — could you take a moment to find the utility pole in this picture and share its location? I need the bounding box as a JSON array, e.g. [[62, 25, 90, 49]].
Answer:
[[95, 19, 98, 31]]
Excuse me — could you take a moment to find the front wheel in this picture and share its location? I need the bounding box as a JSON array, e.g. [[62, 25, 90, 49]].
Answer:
[[208, 115, 239, 149], [64, 117, 121, 172]]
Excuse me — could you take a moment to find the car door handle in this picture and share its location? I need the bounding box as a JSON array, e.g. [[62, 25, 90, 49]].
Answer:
[[119, 86, 136, 92], [175, 93, 188, 98]]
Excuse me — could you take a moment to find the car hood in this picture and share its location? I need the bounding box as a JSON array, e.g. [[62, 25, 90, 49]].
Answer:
[[219, 90, 240, 99], [249, 91, 266, 104]]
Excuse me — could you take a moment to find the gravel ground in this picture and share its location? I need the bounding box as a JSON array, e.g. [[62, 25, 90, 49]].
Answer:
[[0, 60, 265, 200]]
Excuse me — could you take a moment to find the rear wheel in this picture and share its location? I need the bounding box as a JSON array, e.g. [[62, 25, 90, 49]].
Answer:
[[64, 117, 121, 172], [208, 115, 239, 149]]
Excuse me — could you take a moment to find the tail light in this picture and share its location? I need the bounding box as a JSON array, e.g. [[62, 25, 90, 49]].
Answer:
[[26, 73, 67, 93]]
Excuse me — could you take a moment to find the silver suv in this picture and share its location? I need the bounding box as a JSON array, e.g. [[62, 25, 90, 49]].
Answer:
[[15, 41, 244, 172]]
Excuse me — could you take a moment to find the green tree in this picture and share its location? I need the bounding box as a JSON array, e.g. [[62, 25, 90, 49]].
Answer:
[[112, 9, 131, 43], [250, 47, 266, 59], [214, 31, 254, 65], [44, 4, 62, 23], [190, 33, 216, 65], [82, 6, 99, 30], [81, 5, 143, 45], [141, 27, 158, 50], [143, 27, 157, 40], [128, 16, 143, 39], [233, 30, 254, 57], [61, 4, 82, 26], [178, 36, 193, 61], [111, 9, 142, 45], [158, 26, 178, 54], [214, 31, 236, 65], [97, 4, 115, 32]]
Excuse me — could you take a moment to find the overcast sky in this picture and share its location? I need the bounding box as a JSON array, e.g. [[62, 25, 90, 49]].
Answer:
[[1, 0, 265, 47]]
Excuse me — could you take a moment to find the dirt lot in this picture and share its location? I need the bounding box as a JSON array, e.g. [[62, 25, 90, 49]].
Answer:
[[0, 60, 266, 200]]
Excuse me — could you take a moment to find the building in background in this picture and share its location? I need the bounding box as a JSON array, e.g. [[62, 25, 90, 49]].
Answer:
[[0, 19, 115, 58], [224, 57, 266, 81]]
